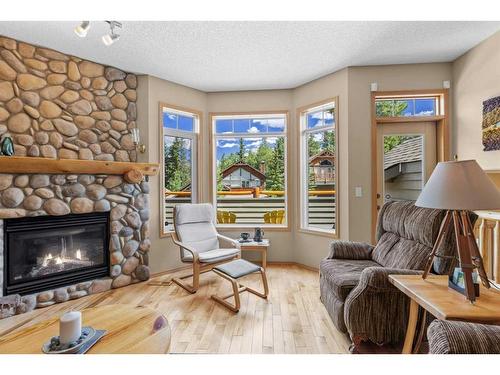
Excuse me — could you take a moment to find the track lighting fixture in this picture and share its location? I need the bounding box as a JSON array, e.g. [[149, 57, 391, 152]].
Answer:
[[74, 21, 91, 38], [102, 21, 122, 46], [74, 21, 122, 46]]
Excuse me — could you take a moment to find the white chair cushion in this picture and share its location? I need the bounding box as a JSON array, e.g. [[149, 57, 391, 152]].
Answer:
[[176, 222, 219, 254], [175, 203, 215, 225], [183, 248, 240, 264]]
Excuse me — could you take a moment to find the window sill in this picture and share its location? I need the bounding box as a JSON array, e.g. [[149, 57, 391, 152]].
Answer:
[[298, 227, 338, 239], [216, 224, 290, 232]]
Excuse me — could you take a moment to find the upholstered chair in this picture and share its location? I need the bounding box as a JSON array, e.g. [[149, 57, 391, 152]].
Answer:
[[320, 200, 462, 349], [171, 203, 241, 293], [428, 320, 500, 354]]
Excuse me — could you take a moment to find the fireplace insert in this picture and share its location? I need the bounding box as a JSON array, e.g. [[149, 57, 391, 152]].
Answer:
[[3, 212, 110, 296]]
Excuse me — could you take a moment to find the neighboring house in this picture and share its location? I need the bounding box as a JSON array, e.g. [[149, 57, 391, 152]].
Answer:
[[383, 137, 423, 202], [221, 162, 266, 189], [309, 150, 335, 191]]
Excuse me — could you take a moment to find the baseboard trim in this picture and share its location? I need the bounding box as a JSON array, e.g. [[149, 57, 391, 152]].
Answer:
[[150, 261, 318, 279], [267, 261, 319, 272]]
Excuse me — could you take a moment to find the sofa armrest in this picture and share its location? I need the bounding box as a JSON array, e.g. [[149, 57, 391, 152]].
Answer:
[[356, 267, 423, 291], [344, 267, 423, 345], [327, 241, 374, 260], [428, 320, 500, 354]]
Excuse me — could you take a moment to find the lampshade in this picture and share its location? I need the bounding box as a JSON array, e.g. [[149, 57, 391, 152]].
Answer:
[[415, 160, 500, 210]]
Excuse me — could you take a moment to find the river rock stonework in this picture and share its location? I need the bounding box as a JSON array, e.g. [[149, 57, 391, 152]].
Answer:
[[0, 174, 150, 318], [0, 36, 138, 162], [0, 35, 148, 319]]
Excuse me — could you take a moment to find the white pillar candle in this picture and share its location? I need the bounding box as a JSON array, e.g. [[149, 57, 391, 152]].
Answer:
[[59, 311, 82, 345]]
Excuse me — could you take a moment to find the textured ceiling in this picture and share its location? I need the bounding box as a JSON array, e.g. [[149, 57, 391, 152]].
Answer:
[[0, 21, 499, 92]]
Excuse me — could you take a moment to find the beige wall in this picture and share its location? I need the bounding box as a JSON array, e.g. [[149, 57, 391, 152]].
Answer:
[[292, 68, 349, 268], [137, 62, 454, 273], [452, 31, 500, 170], [137, 75, 207, 274], [346, 63, 452, 243], [207, 90, 296, 263]]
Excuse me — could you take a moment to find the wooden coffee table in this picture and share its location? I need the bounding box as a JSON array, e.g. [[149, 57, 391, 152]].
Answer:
[[0, 304, 171, 354], [389, 274, 500, 354]]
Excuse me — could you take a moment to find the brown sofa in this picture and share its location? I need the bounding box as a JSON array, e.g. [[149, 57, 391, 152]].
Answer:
[[320, 200, 459, 348]]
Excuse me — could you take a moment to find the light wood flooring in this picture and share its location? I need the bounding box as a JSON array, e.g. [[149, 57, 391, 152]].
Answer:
[[0, 264, 351, 354]]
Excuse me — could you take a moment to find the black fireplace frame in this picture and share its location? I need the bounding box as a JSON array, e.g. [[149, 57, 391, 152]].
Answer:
[[3, 212, 110, 296]]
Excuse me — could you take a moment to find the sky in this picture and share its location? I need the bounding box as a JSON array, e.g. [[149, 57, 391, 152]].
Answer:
[[214, 117, 285, 161], [164, 111, 338, 162]]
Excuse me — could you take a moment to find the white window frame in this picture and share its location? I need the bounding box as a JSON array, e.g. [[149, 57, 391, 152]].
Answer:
[[160, 104, 200, 236], [211, 112, 289, 229], [299, 99, 338, 236]]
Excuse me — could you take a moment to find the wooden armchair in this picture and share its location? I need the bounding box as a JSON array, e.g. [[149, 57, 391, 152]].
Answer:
[[171, 204, 241, 293]]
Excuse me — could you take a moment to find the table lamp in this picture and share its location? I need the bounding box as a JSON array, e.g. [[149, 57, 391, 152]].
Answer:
[[415, 159, 500, 302]]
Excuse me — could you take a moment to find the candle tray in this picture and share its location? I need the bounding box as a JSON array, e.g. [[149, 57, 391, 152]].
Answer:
[[42, 326, 96, 354]]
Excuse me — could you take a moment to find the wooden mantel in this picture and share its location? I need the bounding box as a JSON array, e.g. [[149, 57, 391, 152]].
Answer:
[[0, 157, 159, 181]]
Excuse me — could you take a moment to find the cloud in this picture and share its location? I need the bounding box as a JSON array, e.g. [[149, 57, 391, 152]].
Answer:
[[248, 126, 260, 134], [313, 133, 323, 142], [217, 140, 238, 148], [266, 137, 278, 145], [415, 110, 434, 116], [166, 113, 176, 120], [246, 140, 263, 149]]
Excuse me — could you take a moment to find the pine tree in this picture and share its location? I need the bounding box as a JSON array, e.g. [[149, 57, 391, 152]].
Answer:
[[164, 137, 190, 192], [238, 138, 245, 162], [266, 137, 285, 191]]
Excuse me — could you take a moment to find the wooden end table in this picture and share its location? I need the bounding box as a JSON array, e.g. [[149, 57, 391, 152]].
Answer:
[[239, 239, 269, 269], [0, 304, 171, 354], [389, 274, 500, 354]]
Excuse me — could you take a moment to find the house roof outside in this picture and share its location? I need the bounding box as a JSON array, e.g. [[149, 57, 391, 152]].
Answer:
[[309, 150, 335, 166], [383, 137, 422, 170], [221, 162, 267, 181]]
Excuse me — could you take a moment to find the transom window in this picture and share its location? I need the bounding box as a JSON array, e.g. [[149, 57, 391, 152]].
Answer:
[[375, 96, 441, 118], [300, 100, 338, 235], [160, 104, 200, 234], [212, 113, 288, 227]]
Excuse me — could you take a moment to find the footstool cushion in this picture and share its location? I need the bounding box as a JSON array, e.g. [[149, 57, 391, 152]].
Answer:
[[211, 259, 269, 312], [214, 259, 261, 278]]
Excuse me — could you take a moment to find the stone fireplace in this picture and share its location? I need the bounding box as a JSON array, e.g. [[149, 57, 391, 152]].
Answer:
[[0, 36, 155, 319], [0, 173, 151, 318], [3, 212, 110, 296]]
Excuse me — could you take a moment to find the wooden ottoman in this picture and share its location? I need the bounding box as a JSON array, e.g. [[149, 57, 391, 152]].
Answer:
[[211, 259, 269, 312]]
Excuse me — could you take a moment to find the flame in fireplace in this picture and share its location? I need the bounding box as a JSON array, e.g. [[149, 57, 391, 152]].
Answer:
[[76, 249, 82, 260], [42, 253, 53, 267], [56, 257, 63, 265]]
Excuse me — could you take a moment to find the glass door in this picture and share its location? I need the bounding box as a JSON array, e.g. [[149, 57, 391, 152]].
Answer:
[[376, 122, 437, 211]]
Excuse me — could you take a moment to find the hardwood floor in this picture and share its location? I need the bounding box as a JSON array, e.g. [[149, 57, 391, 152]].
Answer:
[[0, 264, 351, 354]]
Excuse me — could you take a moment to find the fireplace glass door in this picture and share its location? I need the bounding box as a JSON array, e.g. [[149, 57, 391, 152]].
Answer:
[[4, 212, 110, 296]]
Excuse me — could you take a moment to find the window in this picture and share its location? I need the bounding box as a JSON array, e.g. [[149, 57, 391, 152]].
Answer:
[[160, 104, 200, 234], [212, 113, 288, 227], [300, 100, 338, 235], [375, 97, 440, 118]]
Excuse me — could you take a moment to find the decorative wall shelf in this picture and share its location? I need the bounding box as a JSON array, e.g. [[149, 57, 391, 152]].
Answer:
[[0, 157, 159, 182]]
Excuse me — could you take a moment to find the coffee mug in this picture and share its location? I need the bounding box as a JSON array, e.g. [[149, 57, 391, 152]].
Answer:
[[241, 232, 250, 240]]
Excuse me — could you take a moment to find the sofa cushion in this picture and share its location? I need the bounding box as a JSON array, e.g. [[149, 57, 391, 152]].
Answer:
[[372, 232, 431, 270], [372, 201, 446, 270], [319, 258, 380, 301]]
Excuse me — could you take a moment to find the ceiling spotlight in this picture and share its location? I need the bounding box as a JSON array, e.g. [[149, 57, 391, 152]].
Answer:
[[102, 21, 122, 46], [74, 21, 91, 38]]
